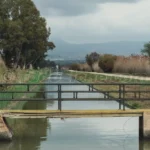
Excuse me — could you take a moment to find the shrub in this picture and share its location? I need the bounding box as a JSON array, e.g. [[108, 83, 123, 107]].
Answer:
[[79, 63, 92, 72], [99, 54, 117, 73], [69, 63, 80, 71], [86, 52, 100, 71], [92, 62, 103, 73]]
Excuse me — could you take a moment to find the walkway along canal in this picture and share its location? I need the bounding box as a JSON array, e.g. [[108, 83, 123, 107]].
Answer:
[[0, 72, 150, 150]]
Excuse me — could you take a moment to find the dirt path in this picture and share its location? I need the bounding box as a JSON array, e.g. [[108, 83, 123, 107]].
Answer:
[[69, 70, 150, 81]]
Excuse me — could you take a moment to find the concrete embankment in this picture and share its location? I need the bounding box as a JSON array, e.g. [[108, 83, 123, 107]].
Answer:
[[0, 117, 12, 140]]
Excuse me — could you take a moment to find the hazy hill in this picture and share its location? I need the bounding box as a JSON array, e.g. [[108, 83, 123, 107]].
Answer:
[[47, 39, 146, 60]]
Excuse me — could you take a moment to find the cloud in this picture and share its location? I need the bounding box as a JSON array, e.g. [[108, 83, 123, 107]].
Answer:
[[44, 0, 150, 43], [33, 0, 139, 16]]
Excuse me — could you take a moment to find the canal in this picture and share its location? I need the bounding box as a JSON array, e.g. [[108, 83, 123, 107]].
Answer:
[[0, 72, 149, 150]]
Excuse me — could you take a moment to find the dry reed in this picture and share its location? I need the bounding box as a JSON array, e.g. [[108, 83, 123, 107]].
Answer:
[[113, 55, 150, 76]]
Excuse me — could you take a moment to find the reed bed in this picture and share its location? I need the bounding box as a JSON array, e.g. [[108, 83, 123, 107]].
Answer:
[[113, 55, 150, 76]]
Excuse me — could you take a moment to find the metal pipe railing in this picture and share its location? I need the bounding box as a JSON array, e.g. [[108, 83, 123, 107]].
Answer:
[[0, 83, 150, 111]]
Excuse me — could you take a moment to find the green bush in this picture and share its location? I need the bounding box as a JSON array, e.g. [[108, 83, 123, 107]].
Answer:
[[131, 103, 141, 109], [99, 54, 116, 73]]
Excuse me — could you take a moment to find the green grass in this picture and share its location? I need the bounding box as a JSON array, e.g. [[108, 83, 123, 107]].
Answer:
[[0, 68, 51, 109]]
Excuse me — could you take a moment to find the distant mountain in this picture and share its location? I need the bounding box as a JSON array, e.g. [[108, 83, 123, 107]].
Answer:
[[47, 39, 146, 60]]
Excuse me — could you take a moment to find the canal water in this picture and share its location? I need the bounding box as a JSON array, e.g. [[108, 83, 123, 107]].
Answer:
[[0, 73, 149, 150]]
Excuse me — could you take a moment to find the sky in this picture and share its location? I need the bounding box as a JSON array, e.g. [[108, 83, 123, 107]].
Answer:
[[33, 0, 150, 44]]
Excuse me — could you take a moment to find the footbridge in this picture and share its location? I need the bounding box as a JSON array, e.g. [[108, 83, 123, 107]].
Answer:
[[0, 83, 150, 140]]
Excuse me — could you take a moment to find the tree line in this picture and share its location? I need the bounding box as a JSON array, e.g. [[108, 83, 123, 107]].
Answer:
[[0, 0, 55, 69], [69, 42, 150, 75]]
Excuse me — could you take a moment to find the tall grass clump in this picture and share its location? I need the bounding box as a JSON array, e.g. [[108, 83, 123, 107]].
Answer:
[[78, 63, 92, 72], [113, 55, 150, 75], [0, 56, 7, 82]]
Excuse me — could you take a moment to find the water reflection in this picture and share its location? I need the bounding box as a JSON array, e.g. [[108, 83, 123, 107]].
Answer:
[[0, 90, 50, 150], [140, 140, 150, 150], [1, 118, 49, 150], [46, 73, 127, 110]]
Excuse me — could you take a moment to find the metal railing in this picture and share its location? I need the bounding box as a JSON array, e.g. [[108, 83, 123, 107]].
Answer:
[[0, 83, 150, 110]]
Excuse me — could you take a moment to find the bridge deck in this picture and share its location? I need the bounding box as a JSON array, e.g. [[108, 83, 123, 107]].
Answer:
[[0, 109, 149, 118]]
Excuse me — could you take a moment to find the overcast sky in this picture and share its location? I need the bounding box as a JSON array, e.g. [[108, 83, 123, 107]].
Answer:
[[33, 0, 150, 44]]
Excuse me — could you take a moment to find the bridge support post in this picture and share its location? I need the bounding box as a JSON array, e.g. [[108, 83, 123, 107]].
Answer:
[[119, 85, 121, 110], [58, 85, 62, 111], [139, 112, 150, 139], [0, 117, 12, 141]]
